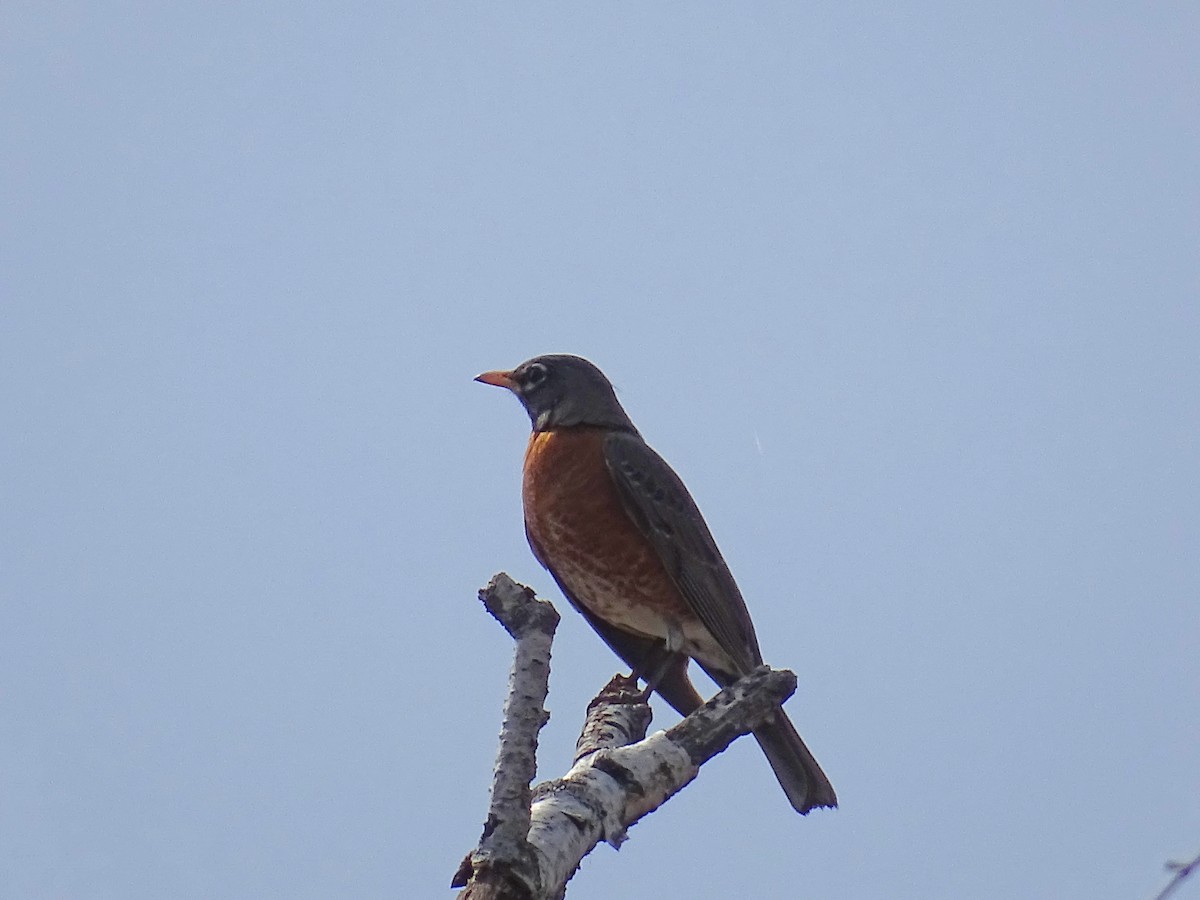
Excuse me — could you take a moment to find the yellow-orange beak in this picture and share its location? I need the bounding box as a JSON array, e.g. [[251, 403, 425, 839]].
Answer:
[[474, 369, 517, 391]]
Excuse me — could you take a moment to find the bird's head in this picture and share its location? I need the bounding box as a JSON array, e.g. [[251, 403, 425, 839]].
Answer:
[[475, 354, 637, 433]]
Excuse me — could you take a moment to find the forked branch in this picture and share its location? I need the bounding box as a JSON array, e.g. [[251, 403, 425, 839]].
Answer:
[[451, 574, 797, 900]]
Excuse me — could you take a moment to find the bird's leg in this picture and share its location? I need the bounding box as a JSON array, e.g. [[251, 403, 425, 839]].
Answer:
[[632, 623, 686, 701]]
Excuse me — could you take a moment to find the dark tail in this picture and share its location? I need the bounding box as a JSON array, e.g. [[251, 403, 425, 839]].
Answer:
[[613, 643, 837, 815], [753, 709, 838, 814]]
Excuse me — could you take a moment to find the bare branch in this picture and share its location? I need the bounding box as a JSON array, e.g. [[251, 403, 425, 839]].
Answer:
[[452, 574, 559, 900], [573, 674, 651, 762], [453, 575, 799, 899], [525, 664, 795, 894]]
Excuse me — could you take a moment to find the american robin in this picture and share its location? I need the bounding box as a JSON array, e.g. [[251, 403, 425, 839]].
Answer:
[[475, 354, 836, 814]]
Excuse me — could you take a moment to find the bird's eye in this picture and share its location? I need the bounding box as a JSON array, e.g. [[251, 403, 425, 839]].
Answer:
[[523, 363, 548, 388]]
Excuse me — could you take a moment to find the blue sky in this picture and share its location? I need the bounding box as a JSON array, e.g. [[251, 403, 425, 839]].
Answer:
[[2, 4, 1197, 898]]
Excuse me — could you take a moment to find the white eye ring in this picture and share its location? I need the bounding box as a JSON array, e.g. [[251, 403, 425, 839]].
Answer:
[[524, 363, 548, 387]]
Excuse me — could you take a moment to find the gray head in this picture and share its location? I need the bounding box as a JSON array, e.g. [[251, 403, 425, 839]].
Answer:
[[475, 354, 638, 433]]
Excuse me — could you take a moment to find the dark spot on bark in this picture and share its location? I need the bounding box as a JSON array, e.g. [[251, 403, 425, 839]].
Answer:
[[592, 756, 646, 799]]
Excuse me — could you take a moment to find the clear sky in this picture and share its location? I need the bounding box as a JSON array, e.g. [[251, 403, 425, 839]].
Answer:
[[2, 4, 1197, 899]]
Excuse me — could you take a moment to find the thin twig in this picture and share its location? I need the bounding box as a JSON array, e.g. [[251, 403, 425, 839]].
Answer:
[[1152, 848, 1200, 900]]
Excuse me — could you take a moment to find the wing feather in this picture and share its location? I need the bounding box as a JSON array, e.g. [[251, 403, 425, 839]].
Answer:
[[603, 431, 763, 674]]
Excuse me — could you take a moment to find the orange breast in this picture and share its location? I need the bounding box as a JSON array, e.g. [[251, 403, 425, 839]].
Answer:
[[522, 428, 695, 643]]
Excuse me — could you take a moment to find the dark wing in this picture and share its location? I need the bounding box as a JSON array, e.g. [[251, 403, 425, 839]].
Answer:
[[603, 430, 763, 674]]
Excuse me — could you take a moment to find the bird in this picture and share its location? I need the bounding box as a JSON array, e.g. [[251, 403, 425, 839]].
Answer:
[[475, 353, 836, 814]]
